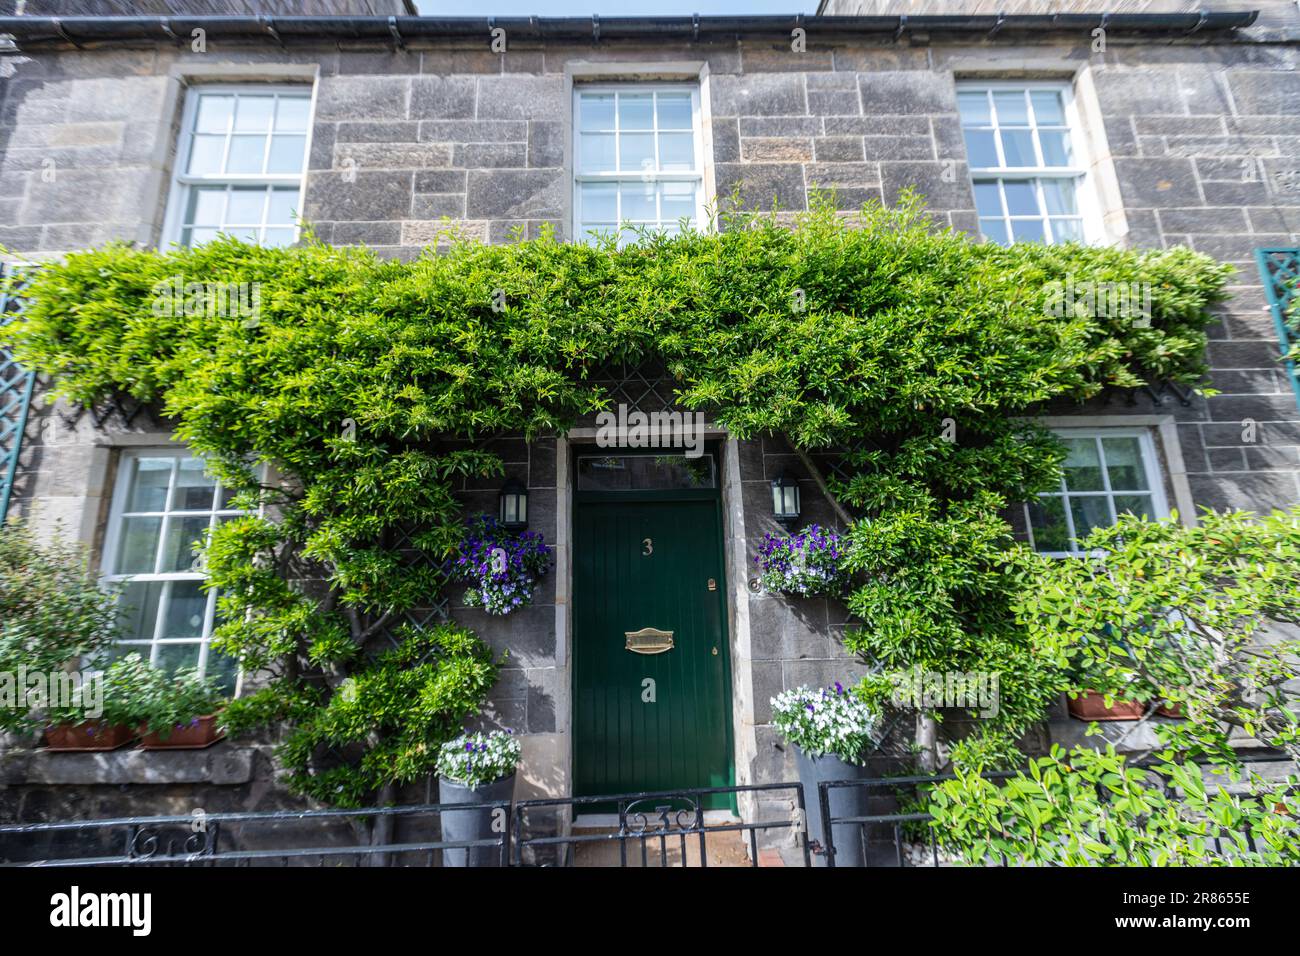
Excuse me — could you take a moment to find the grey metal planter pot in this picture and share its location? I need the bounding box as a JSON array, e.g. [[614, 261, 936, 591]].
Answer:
[[795, 748, 868, 868], [438, 772, 515, 867]]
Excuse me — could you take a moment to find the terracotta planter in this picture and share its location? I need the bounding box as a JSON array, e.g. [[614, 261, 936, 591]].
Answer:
[[1155, 701, 1185, 718], [1067, 691, 1147, 721], [137, 714, 225, 750], [44, 720, 136, 752]]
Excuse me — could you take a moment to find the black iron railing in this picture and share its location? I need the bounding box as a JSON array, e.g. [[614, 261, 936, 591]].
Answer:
[[511, 782, 810, 867], [0, 802, 510, 868]]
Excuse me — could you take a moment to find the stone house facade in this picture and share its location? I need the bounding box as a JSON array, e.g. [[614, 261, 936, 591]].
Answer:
[[0, 3, 1298, 832]]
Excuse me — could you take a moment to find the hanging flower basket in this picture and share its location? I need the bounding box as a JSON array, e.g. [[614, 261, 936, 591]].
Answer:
[[754, 524, 846, 597]]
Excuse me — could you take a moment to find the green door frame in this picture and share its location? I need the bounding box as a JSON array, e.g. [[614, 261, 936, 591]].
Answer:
[[569, 442, 737, 811]]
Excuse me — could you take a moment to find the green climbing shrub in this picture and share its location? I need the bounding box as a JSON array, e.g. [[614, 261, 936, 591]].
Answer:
[[1, 193, 1233, 801]]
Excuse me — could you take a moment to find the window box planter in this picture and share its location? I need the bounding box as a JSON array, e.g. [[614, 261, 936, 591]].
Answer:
[[1067, 691, 1147, 721], [1154, 701, 1185, 718], [43, 721, 136, 752], [137, 714, 225, 750]]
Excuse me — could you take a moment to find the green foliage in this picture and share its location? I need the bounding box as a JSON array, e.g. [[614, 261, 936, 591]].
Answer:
[[927, 745, 1300, 866], [0, 521, 123, 732], [1, 194, 1233, 800], [1015, 507, 1300, 767]]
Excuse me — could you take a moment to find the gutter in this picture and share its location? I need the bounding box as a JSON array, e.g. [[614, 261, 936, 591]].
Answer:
[[0, 13, 1261, 49]]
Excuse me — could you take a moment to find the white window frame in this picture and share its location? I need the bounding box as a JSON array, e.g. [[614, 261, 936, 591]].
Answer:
[[160, 83, 314, 250], [571, 82, 708, 246], [958, 80, 1103, 246], [1025, 427, 1170, 557], [100, 448, 248, 690]]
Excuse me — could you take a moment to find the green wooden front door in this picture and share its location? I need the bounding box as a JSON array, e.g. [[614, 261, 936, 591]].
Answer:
[[573, 486, 734, 809]]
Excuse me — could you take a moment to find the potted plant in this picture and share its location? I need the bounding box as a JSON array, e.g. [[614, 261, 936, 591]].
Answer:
[[455, 516, 552, 616], [42, 656, 149, 752], [137, 665, 227, 749], [436, 728, 520, 867], [754, 524, 846, 597], [772, 683, 878, 867], [1066, 689, 1149, 721], [1, 521, 123, 746]]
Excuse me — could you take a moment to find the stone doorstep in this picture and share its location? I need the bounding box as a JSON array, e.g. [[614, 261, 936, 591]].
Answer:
[[0, 742, 256, 786]]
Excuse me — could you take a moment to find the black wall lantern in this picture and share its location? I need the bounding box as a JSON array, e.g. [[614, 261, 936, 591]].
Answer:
[[499, 477, 528, 531], [771, 471, 801, 526]]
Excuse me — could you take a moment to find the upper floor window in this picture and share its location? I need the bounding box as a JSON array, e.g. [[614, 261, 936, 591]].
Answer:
[[101, 451, 243, 692], [573, 85, 705, 247], [1025, 429, 1169, 556], [163, 86, 312, 249], [958, 83, 1091, 246]]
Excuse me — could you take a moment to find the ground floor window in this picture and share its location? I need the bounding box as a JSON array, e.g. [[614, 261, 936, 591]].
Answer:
[[1025, 428, 1169, 555], [100, 450, 242, 692]]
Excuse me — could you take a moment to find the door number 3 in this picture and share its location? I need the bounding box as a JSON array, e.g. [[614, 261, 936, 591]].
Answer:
[[642, 538, 653, 556]]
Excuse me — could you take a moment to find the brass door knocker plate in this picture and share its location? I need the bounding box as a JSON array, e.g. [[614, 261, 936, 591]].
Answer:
[[625, 627, 674, 654]]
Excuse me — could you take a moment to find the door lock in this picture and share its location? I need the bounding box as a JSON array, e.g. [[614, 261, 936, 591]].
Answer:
[[707, 578, 717, 591]]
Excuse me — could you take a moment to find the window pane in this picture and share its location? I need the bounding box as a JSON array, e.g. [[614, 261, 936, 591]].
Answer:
[[155, 641, 202, 675], [658, 132, 695, 172], [580, 182, 617, 221], [1039, 130, 1072, 167], [1030, 90, 1065, 125], [1114, 494, 1154, 520], [161, 515, 211, 573], [1027, 497, 1069, 552], [973, 181, 1002, 216], [576, 455, 716, 491], [1040, 178, 1077, 215], [267, 134, 306, 174], [161, 580, 208, 639], [227, 187, 267, 225], [233, 96, 274, 132], [1102, 437, 1149, 490], [187, 134, 225, 175], [206, 649, 239, 695], [619, 132, 656, 172], [1003, 180, 1038, 216], [957, 91, 990, 126], [660, 181, 696, 222], [1062, 437, 1104, 491], [618, 94, 654, 131], [1050, 218, 1084, 243], [656, 93, 692, 130], [194, 95, 234, 133], [620, 182, 657, 221], [979, 218, 1009, 245], [1010, 219, 1046, 243], [185, 187, 226, 227], [175, 458, 216, 511], [266, 187, 299, 225], [579, 133, 616, 173], [1000, 129, 1037, 166], [579, 94, 615, 131], [185, 227, 219, 247], [226, 134, 266, 174], [264, 228, 296, 247], [1069, 496, 1112, 546], [116, 516, 162, 574], [962, 129, 999, 168], [127, 458, 173, 512], [118, 581, 164, 641], [274, 96, 310, 132], [993, 91, 1029, 125]]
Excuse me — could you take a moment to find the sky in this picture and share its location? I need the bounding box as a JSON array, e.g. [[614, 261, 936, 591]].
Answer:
[[414, 1, 820, 14]]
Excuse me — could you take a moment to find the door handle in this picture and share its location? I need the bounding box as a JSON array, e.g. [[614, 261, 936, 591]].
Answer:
[[625, 627, 674, 654]]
